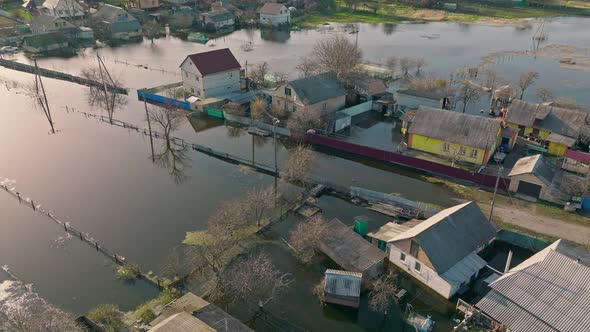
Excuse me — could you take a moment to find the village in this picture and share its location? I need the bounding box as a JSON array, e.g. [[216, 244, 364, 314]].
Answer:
[[1, 1, 590, 332]]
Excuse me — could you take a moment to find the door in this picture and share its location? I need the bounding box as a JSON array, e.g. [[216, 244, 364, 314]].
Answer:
[[517, 181, 542, 199]]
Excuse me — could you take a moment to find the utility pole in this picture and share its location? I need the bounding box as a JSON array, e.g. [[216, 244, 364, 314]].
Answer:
[[97, 53, 112, 123], [142, 92, 155, 162], [34, 59, 55, 134], [489, 161, 502, 223]]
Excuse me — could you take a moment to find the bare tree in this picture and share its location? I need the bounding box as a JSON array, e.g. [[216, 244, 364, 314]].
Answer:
[[560, 172, 589, 197], [311, 35, 362, 78], [456, 83, 481, 113], [368, 270, 399, 314], [286, 108, 323, 135], [289, 215, 328, 264], [399, 57, 413, 77], [80, 67, 127, 122], [296, 56, 321, 78], [147, 104, 185, 142], [281, 145, 315, 184], [415, 57, 427, 75], [153, 141, 191, 184], [210, 251, 292, 309], [551, 97, 584, 110], [1, 306, 83, 332], [244, 186, 275, 227], [406, 75, 449, 92], [143, 20, 161, 43], [249, 62, 269, 88], [444, 145, 464, 167], [518, 71, 539, 99], [385, 56, 397, 78], [343, 0, 360, 10], [536, 87, 553, 102], [250, 98, 267, 120]]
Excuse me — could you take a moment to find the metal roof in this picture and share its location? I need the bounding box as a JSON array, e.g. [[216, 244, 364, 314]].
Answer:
[[396, 89, 447, 101], [184, 48, 241, 77], [408, 107, 502, 150], [150, 292, 209, 327], [367, 222, 410, 242], [288, 72, 346, 106], [194, 303, 253, 332], [392, 202, 496, 274], [564, 150, 590, 164], [508, 154, 554, 185], [149, 312, 215, 332], [546, 132, 576, 147], [258, 3, 286, 15], [477, 241, 590, 332], [319, 218, 387, 273], [440, 252, 487, 286], [506, 99, 586, 138], [324, 269, 362, 298]]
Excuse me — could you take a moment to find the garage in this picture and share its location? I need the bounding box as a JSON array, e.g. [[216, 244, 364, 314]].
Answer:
[[516, 181, 542, 199]]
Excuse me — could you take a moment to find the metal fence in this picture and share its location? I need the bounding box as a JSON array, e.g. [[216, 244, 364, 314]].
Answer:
[[137, 89, 190, 110]]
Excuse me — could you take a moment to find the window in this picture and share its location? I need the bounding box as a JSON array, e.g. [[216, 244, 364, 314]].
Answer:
[[442, 142, 450, 152], [400, 252, 406, 261], [292, 105, 296, 113], [195, 75, 199, 81], [283, 102, 288, 111], [459, 146, 466, 155], [285, 87, 291, 96], [470, 149, 478, 158], [414, 261, 421, 272], [410, 240, 419, 257]]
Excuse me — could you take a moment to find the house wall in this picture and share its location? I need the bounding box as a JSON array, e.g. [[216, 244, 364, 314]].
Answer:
[[203, 16, 234, 29], [408, 134, 495, 165], [388, 243, 455, 299], [508, 174, 547, 197], [507, 123, 568, 156], [260, 10, 290, 26], [548, 142, 568, 156], [272, 83, 345, 114], [135, 0, 159, 9], [562, 158, 590, 175], [181, 58, 240, 98]]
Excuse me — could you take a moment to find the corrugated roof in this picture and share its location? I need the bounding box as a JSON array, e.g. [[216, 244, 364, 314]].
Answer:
[[507, 99, 586, 138], [508, 154, 554, 185], [324, 269, 362, 298], [149, 312, 215, 332], [288, 72, 346, 106], [396, 89, 447, 101], [408, 107, 502, 150], [319, 218, 387, 273], [477, 240, 590, 332], [440, 252, 487, 286], [150, 292, 209, 327], [93, 4, 138, 24], [564, 150, 590, 164], [392, 202, 496, 274], [202, 10, 235, 22], [185, 48, 241, 77], [29, 14, 75, 32], [367, 222, 409, 242], [194, 303, 253, 332], [546, 133, 576, 147], [258, 3, 286, 15]]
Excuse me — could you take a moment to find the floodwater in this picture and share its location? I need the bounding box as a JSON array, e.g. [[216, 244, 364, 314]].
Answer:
[[1, 16, 589, 330]]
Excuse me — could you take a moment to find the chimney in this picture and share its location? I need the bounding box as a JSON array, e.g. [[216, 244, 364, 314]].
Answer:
[[504, 250, 513, 274]]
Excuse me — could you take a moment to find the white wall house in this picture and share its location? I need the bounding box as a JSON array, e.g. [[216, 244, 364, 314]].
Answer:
[[41, 0, 85, 19], [378, 202, 496, 299], [180, 48, 241, 98], [259, 3, 290, 26]]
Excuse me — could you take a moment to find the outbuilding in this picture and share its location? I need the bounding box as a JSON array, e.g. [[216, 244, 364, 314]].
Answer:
[[323, 269, 362, 308], [258, 3, 290, 26], [508, 154, 555, 201]]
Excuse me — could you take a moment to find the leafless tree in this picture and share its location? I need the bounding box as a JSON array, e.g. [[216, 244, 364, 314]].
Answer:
[[281, 145, 315, 184], [147, 104, 185, 142], [286, 108, 323, 136], [289, 215, 328, 264], [250, 98, 267, 120], [244, 186, 275, 227], [560, 172, 589, 197], [269, 104, 291, 121], [368, 270, 399, 314], [250, 62, 269, 88], [311, 35, 362, 78], [444, 145, 464, 167], [415, 57, 427, 75], [143, 20, 161, 43], [551, 97, 584, 110], [153, 141, 191, 184], [296, 56, 321, 78], [80, 67, 127, 122], [210, 251, 292, 309], [456, 83, 481, 113], [536, 87, 553, 102], [385, 56, 397, 77], [399, 57, 414, 77], [406, 75, 449, 92], [518, 71, 539, 99], [344, 0, 361, 10], [0, 306, 83, 332]]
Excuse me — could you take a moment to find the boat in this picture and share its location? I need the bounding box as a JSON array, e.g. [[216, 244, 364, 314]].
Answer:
[[187, 32, 209, 44], [247, 126, 271, 137]]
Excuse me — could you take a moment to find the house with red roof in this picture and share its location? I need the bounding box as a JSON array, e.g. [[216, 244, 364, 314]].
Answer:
[[258, 3, 290, 26], [562, 149, 590, 175], [180, 48, 241, 98]]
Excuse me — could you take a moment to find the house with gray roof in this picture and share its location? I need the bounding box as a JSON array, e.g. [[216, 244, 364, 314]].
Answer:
[[29, 14, 75, 34], [476, 239, 590, 332], [323, 269, 362, 308], [201, 10, 234, 31], [386, 201, 496, 299], [91, 4, 142, 41], [272, 72, 346, 121], [407, 106, 502, 165], [22, 30, 69, 53], [40, 0, 86, 19], [505, 99, 587, 156]]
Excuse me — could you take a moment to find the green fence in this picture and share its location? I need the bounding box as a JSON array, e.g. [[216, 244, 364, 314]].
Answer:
[[496, 229, 550, 252], [205, 107, 224, 119]]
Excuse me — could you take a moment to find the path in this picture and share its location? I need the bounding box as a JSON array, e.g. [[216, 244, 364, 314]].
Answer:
[[485, 203, 590, 245]]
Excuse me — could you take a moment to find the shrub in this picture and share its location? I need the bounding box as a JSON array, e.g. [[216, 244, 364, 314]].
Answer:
[[88, 304, 125, 330], [136, 302, 156, 324], [117, 263, 140, 280]]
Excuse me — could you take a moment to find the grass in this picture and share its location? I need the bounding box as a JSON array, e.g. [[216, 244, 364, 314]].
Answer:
[[117, 263, 140, 280], [135, 302, 156, 324], [296, 0, 589, 27]]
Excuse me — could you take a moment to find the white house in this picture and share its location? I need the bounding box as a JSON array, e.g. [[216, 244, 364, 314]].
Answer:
[[258, 3, 290, 26], [382, 202, 496, 299], [180, 48, 241, 98], [41, 0, 85, 20]]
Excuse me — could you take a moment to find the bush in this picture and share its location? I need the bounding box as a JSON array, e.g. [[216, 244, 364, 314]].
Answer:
[[157, 288, 179, 306], [117, 263, 140, 280], [136, 302, 156, 324], [88, 304, 125, 330]]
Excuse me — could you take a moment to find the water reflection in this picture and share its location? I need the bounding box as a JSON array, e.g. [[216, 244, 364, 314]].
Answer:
[[153, 140, 191, 185], [260, 29, 291, 43], [382, 23, 396, 36]]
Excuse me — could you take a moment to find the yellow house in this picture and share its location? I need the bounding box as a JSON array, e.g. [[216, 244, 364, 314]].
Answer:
[[407, 107, 502, 166], [505, 99, 586, 156]]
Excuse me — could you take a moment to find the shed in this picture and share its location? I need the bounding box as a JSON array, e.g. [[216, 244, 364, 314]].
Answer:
[[323, 269, 362, 308], [367, 222, 410, 251], [508, 154, 555, 201], [562, 149, 590, 175], [318, 218, 387, 280]]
